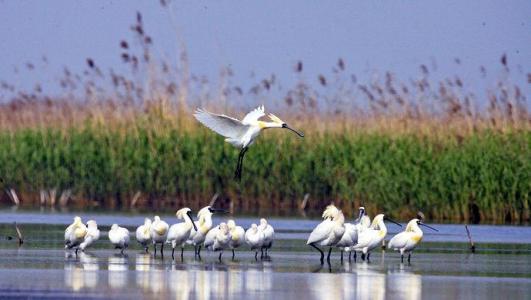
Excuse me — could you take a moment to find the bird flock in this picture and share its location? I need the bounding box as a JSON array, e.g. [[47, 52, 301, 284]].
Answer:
[[64, 205, 275, 262], [307, 204, 438, 264], [64, 106, 438, 264]]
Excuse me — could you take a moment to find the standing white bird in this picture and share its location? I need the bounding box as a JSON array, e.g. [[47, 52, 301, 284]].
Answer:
[[135, 218, 152, 253], [167, 208, 198, 260], [336, 207, 365, 262], [150, 216, 169, 257], [204, 222, 232, 261], [258, 218, 275, 257], [245, 223, 265, 260], [194, 105, 304, 181], [187, 206, 225, 257], [79, 220, 100, 252], [388, 217, 438, 263], [352, 214, 402, 262], [227, 219, 245, 259], [307, 205, 346, 264], [65, 216, 88, 255], [108, 224, 130, 254]]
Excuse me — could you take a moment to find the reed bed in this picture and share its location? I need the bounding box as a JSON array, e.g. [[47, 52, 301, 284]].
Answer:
[[0, 11, 528, 223]]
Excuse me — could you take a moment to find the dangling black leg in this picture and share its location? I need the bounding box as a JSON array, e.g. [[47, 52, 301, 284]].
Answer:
[[197, 246, 202, 259], [121, 248, 125, 255], [401, 254, 404, 263], [255, 251, 258, 260], [354, 251, 357, 262], [145, 245, 149, 253], [181, 248, 184, 261], [172, 247, 175, 260], [234, 147, 248, 181], [310, 243, 325, 264], [232, 249, 235, 260], [349, 251, 352, 262], [327, 247, 332, 263], [160, 244, 164, 258], [367, 253, 371, 263], [153, 244, 157, 257], [219, 252, 223, 262], [408, 253, 411, 264], [340, 250, 344, 263], [361, 253, 365, 261]]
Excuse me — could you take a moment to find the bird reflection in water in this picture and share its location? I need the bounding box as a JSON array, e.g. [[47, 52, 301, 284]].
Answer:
[[387, 264, 422, 300], [108, 255, 128, 289], [64, 252, 99, 291]]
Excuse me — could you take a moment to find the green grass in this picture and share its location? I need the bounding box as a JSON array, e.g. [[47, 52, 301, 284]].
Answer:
[[0, 124, 529, 223]]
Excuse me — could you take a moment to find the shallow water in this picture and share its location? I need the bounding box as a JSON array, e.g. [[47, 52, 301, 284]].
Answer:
[[0, 212, 530, 299]]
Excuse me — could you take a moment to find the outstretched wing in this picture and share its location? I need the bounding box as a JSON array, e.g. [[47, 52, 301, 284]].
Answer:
[[194, 108, 249, 139], [241, 105, 265, 125]]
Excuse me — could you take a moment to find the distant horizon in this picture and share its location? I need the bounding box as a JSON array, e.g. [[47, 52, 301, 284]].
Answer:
[[0, 0, 529, 105]]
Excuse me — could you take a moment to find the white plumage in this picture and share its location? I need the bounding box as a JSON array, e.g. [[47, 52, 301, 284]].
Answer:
[[245, 223, 265, 260], [167, 207, 197, 260], [108, 224, 130, 254], [79, 220, 100, 251], [336, 207, 366, 261], [307, 205, 346, 263], [65, 216, 88, 254], [258, 218, 275, 256], [135, 218, 152, 253], [187, 206, 224, 257], [205, 223, 232, 261], [227, 219, 245, 259], [388, 218, 437, 263], [194, 106, 304, 180], [150, 215, 169, 256], [352, 213, 402, 262]]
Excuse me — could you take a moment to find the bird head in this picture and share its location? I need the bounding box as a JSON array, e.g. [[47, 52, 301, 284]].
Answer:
[[87, 220, 98, 228], [227, 219, 236, 229], [268, 113, 304, 137]]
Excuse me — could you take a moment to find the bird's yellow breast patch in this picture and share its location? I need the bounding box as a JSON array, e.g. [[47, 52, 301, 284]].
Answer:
[[154, 225, 167, 235], [411, 234, 422, 243]]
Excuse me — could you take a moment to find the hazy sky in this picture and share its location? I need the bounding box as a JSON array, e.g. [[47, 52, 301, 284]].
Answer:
[[0, 0, 529, 98]]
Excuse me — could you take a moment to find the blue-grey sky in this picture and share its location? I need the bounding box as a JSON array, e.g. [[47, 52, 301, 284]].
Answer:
[[0, 0, 529, 98]]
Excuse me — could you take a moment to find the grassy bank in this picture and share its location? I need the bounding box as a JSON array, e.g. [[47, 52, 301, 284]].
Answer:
[[0, 124, 528, 223]]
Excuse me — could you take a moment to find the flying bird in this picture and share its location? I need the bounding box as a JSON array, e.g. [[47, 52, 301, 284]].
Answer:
[[194, 105, 304, 181]]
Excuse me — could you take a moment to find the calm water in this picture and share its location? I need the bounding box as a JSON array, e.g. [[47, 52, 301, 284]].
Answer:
[[0, 210, 530, 299]]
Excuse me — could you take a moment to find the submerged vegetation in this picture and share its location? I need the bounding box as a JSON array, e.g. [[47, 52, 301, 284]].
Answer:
[[0, 11, 529, 223]]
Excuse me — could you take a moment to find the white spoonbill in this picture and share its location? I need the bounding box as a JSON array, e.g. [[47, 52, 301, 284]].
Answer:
[[167, 208, 198, 260], [388, 217, 438, 263], [79, 220, 100, 252], [352, 214, 402, 262], [65, 216, 88, 255], [258, 218, 275, 257], [109, 224, 130, 254], [150, 216, 169, 257], [245, 223, 265, 260], [135, 218, 152, 253], [194, 105, 304, 181], [187, 206, 225, 257], [336, 207, 365, 262], [307, 204, 346, 264], [227, 219, 245, 259], [204, 222, 232, 261]]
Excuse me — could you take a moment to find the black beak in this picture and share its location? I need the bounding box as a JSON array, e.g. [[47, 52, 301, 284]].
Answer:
[[209, 208, 228, 214], [419, 222, 438, 232], [384, 216, 402, 227], [187, 211, 198, 231], [282, 124, 304, 137], [354, 209, 365, 223]]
